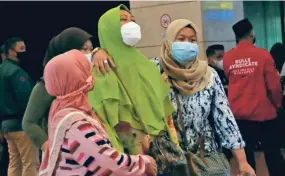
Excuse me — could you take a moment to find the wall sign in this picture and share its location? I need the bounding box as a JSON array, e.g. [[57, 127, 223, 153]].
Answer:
[[204, 10, 234, 22], [160, 14, 171, 28]]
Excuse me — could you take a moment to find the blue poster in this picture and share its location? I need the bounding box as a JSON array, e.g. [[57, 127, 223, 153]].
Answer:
[[204, 10, 234, 22]]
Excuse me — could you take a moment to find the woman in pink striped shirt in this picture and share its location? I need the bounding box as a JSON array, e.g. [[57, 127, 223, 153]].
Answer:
[[39, 49, 157, 176]]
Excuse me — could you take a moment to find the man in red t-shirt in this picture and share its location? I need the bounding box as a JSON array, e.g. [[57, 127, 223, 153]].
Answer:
[[223, 18, 285, 175]]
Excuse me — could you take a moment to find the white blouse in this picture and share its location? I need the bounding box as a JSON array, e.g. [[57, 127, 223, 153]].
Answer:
[[152, 58, 245, 153]]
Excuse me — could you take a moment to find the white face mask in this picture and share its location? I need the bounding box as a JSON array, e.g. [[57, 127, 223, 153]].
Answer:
[[84, 53, 93, 70], [85, 53, 92, 62], [121, 21, 142, 46], [213, 60, 224, 70]]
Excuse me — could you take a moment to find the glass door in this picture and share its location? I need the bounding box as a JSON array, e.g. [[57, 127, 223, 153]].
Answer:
[[243, 1, 283, 50], [280, 1, 285, 45]]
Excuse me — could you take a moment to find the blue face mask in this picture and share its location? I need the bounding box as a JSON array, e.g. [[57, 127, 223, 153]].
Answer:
[[171, 42, 199, 65]]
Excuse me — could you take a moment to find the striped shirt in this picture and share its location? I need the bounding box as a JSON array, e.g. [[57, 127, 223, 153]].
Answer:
[[55, 119, 150, 176]]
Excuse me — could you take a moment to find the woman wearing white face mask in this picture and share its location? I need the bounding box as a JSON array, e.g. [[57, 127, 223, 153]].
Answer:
[[152, 19, 255, 176], [88, 5, 179, 165]]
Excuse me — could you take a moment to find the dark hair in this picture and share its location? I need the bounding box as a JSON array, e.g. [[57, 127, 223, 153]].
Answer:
[[240, 30, 252, 40], [120, 4, 130, 12], [206, 44, 224, 58], [185, 24, 195, 31], [4, 37, 24, 54], [270, 42, 285, 72]]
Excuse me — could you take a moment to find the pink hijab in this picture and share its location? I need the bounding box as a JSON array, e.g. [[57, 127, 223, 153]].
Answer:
[[45, 49, 93, 117], [40, 49, 101, 175]]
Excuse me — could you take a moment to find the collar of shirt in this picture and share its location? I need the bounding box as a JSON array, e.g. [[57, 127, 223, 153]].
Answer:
[[5, 58, 19, 65], [237, 41, 255, 49]]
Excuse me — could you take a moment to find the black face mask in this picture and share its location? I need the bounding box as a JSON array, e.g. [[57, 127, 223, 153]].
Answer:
[[17, 51, 27, 62]]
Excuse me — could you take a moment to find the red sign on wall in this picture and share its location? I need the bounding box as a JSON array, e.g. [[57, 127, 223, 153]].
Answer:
[[160, 14, 171, 28]]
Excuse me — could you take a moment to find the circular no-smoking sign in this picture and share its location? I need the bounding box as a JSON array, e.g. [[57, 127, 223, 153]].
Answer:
[[160, 14, 171, 28]]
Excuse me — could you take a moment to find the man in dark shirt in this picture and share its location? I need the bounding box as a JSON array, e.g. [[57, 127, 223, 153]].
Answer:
[[206, 44, 228, 95], [0, 44, 9, 176], [0, 37, 39, 176]]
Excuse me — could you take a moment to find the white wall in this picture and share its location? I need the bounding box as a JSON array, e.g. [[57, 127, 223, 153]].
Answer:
[[130, 1, 205, 59]]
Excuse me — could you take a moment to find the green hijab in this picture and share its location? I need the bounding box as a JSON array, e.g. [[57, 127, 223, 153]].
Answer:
[[88, 5, 174, 152]]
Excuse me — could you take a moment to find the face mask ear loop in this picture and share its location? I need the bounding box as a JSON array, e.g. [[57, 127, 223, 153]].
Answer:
[[165, 38, 172, 44]]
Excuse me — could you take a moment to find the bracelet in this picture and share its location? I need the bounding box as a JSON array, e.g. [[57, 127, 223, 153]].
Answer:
[[91, 47, 101, 56]]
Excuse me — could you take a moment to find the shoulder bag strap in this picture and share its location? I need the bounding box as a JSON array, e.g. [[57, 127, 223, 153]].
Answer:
[[174, 89, 207, 163], [174, 92, 187, 147]]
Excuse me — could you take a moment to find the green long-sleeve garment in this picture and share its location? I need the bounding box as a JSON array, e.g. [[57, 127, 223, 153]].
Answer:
[[22, 27, 92, 149], [22, 80, 54, 149]]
